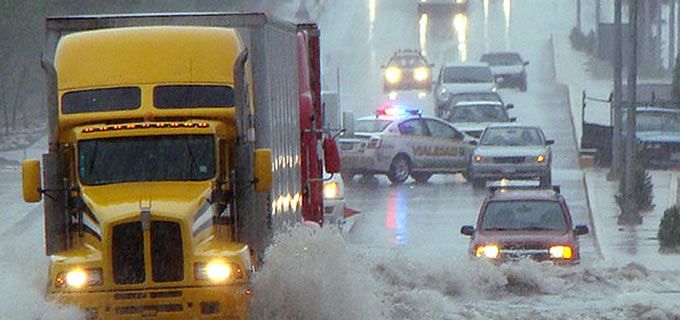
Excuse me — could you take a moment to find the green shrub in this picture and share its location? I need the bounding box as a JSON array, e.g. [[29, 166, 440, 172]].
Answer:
[[658, 206, 680, 251], [615, 146, 654, 214], [569, 27, 586, 51], [672, 53, 680, 104]]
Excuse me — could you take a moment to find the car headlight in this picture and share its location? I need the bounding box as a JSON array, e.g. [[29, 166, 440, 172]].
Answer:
[[549, 245, 573, 259], [56, 268, 103, 288], [475, 244, 499, 258], [323, 181, 340, 199], [536, 155, 546, 163], [195, 261, 243, 282], [473, 155, 484, 163], [413, 67, 430, 82], [384, 67, 402, 84], [437, 87, 449, 101]]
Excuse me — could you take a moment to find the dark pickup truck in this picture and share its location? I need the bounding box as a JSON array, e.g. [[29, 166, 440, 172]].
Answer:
[[582, 107, 680, 168]]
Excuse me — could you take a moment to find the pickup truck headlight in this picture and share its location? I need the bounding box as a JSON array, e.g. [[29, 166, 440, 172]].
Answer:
[[195, 261, 243, 282], [549, 245, 573, 259], [536, 155, 546, 163], [323, 181, 340, 199], [384, 67, 402, 84], [475, 244, 499, 258], [56, 268, 103, 288], [413, 67, 430, 82]]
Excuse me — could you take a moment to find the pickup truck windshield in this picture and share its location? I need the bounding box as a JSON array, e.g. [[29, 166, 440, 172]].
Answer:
[[635, 112, 680, 132], [481, 200, 567, 231], [79, 135, 215, 185]]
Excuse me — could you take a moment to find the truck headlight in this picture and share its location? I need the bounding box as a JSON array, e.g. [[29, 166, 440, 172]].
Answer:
[[56, 268, 103, 288], [195, 261, 243, 282], [384, 67, 402, 84], [536, 155, 546, 163], [549, 245, 573, 259], [437, 87, 449, 101], [475, 244, 499, 258], [473, 155, 484, 162], [413, 67, 430, 82], [323, 181, 340, 199]]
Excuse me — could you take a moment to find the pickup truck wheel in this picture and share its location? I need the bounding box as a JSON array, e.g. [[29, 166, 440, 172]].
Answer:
[[472, 178, 486, 189], [411, 172, 432, 183], [519, 78, 528, 92], [540, 171, 552, 187], [388, 155, 411, 184]]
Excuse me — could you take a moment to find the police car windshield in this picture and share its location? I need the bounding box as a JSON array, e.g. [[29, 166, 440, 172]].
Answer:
[[443, 66, 493, 83], [449, 105, 508, 122], [481, 200, 566, 231], [355, 119, 392, 133], [480, 127, 543, 146]]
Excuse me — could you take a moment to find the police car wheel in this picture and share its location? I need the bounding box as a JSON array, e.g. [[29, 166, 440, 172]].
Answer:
[[388, 155, 411, 184], [411, 172, 432, 183]]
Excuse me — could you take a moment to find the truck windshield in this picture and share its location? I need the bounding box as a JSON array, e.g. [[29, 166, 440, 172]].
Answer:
[[79, 135, 215, 185], [443, 66, 493, 83], [481, 200, 567, 231]]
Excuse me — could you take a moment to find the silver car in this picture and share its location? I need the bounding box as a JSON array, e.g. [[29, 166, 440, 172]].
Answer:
[[339, 110, 475, 184], [446, 100, 516, 139], [469, 124, 554, 189]]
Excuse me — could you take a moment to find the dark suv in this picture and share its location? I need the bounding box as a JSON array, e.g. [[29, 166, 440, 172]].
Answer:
[[460, 186, 589, 264]]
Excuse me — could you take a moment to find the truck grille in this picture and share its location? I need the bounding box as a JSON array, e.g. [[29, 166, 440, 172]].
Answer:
[[151, 221, 184, 282], [492, 156, 525, 164], [112, 222, 145, 284], [112, 220, 184, 285]]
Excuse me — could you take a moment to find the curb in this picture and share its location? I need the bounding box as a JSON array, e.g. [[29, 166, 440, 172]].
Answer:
[[583, 170, 605, 260]]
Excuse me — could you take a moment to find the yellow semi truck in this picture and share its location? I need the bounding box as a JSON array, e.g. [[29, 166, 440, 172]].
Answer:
[[21, 13, 333, 319]]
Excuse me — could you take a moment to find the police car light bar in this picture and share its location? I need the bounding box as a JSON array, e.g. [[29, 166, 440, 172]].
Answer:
[[377, 104, 423, 117]]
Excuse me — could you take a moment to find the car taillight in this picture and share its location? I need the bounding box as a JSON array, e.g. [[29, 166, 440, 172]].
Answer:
[[368, 137, 382, 149]]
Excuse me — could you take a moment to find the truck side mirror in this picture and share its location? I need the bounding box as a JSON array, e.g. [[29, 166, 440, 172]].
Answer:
[[342, 112, 355, 137], [460, 225, 475, 236], [254, 149, 273, 192], [22, 160, 42, 203], [505, 103, 514, 109], [323, 138, 341, 174], [510, 117, 517, 122], [546, 139, 555, 145]]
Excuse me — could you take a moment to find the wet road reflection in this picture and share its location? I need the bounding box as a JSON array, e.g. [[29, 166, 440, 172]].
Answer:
[[385, 189, 409, 245], [453, 13, 468, 62]]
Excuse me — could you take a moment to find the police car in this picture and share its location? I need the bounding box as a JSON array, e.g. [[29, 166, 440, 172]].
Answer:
[[338, 105, 476, 184]]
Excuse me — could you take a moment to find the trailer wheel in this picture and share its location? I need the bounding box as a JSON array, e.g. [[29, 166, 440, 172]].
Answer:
[[388, 155, 411, 184], [341, 171, 356, 183]]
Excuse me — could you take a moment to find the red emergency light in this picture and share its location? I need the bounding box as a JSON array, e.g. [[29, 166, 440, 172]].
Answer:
[[376, 104, 422, 117]]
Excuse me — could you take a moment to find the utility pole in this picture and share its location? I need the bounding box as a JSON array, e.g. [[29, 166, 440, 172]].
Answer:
[[596, 0, 601, 32], [670, 0, 676, 70], [610, 0, 624, 180], [577, 0, 582, 32], [620, 0, 641, 225]]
